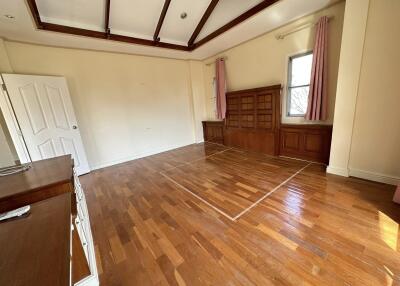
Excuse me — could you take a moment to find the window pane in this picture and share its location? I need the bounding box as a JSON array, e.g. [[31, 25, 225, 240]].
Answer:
[[291, 54, 313, 86], [289, 86, 309, 115]]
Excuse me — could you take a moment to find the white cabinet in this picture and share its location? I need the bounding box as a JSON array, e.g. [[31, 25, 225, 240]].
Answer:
[[73, 169, 99, 286]]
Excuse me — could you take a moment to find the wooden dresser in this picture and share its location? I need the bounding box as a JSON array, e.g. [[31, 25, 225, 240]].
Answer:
[[0, 155, 98, 286]]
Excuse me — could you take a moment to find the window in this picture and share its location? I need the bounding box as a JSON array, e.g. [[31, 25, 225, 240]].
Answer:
[[287, 52, 313, 116]]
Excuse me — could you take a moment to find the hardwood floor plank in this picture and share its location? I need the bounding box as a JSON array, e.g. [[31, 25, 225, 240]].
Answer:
[[109, 235, 127, 264], [80, 142, 400, 285]]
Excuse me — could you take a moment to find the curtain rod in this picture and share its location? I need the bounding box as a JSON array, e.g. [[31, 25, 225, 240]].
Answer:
[[275, 15, 334, 40], [205, 56, 228, 66]]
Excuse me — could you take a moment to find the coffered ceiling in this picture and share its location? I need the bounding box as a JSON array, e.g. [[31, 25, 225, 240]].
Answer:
[[0, 0, 341, 60]]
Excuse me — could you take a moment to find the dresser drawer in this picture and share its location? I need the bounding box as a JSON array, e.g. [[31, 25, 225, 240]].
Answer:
[[72, 168, 99, 286]]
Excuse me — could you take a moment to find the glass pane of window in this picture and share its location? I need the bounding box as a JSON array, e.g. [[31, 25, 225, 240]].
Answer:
[[289, 86, 309, 115], [291, 54, 313, 86]]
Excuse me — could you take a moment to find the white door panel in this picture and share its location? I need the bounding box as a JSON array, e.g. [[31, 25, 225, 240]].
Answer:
[[2, 74, 90, 175]]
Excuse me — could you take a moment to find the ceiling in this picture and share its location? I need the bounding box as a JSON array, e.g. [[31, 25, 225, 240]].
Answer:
[[0, 0, 340, 60]]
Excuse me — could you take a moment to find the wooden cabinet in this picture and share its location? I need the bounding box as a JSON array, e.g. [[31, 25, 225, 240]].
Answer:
[[279, 124, 332, 164], [224, 85, 281, 155], [202, 121, 224, 144], [201, 85, 333, 164]]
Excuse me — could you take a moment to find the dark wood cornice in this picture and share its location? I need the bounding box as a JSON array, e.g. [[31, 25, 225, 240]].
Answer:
[[153, 0, 171, 42], [191, 0, 279, 49], [188, 0, 219, 47]]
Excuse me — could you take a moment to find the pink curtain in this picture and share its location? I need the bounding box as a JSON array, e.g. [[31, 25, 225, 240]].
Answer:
[[305, 16, 329, 121], [216, 58, 227, 120]]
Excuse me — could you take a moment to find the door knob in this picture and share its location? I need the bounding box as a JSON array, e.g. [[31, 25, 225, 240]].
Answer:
[[72, 125, 78, 129]]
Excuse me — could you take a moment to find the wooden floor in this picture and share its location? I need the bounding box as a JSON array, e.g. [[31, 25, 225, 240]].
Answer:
[[81, 142, 400, 286]]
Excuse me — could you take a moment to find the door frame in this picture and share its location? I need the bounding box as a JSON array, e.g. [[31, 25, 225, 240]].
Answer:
[[0, 75, 30, 163]]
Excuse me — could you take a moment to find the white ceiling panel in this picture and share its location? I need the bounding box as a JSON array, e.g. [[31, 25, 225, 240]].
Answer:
[[110, 0, 164, 40], [197, 0, 264, 41], [36, 0, 106, 32], [159, 0, 210, 45]]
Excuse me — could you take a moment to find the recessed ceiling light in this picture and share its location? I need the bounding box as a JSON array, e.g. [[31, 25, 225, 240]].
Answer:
[[4, 14, 15, 19], [180, 12, 187, 19]]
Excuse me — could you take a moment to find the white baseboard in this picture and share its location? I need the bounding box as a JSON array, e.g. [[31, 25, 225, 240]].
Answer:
[[90, 141, 195, 171], [349, 168, 400, 186], [326, 165, 349, 177]]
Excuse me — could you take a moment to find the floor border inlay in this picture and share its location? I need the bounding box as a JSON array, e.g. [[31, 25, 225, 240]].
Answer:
[[160, 153, 313, 221]]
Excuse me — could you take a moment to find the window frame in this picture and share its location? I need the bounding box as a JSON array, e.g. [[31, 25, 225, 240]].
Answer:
[[286, 51, 313, 117]]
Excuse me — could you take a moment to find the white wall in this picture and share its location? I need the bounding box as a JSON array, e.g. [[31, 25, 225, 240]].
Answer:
[[2, 41, 200, 169], [329, 0, 400, 185], [188, 61, 207, 143], [202, 1, 345, 125], [327, 0, 370, 177], [348, 0, 400, 184], [0, 112, 15, 168], [0, 39, 18, 167]]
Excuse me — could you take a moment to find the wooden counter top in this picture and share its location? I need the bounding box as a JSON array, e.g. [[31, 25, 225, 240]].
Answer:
[[0, 155, 73, 213], [0, 193, 71, 286]]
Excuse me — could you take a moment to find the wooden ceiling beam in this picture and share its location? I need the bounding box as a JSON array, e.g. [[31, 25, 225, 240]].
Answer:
[[105, 0, 111, 35], [26, 0, 43, 28], [188, 0, 219, 47], [26, 0, 279, 52], [191, 0, 279, 50], [153, 0, 171, 42], [38, 22, 190, 51]]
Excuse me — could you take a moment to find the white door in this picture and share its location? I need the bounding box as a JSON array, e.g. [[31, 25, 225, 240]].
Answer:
[[2, 74, 90, 175]]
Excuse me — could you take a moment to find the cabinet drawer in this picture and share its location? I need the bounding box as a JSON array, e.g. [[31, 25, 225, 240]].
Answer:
[[74, 217, 88, 259]]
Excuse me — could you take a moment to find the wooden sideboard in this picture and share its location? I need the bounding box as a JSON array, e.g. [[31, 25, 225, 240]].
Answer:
[[279, 124, 332, 164], [0, 156, 98, 286]]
